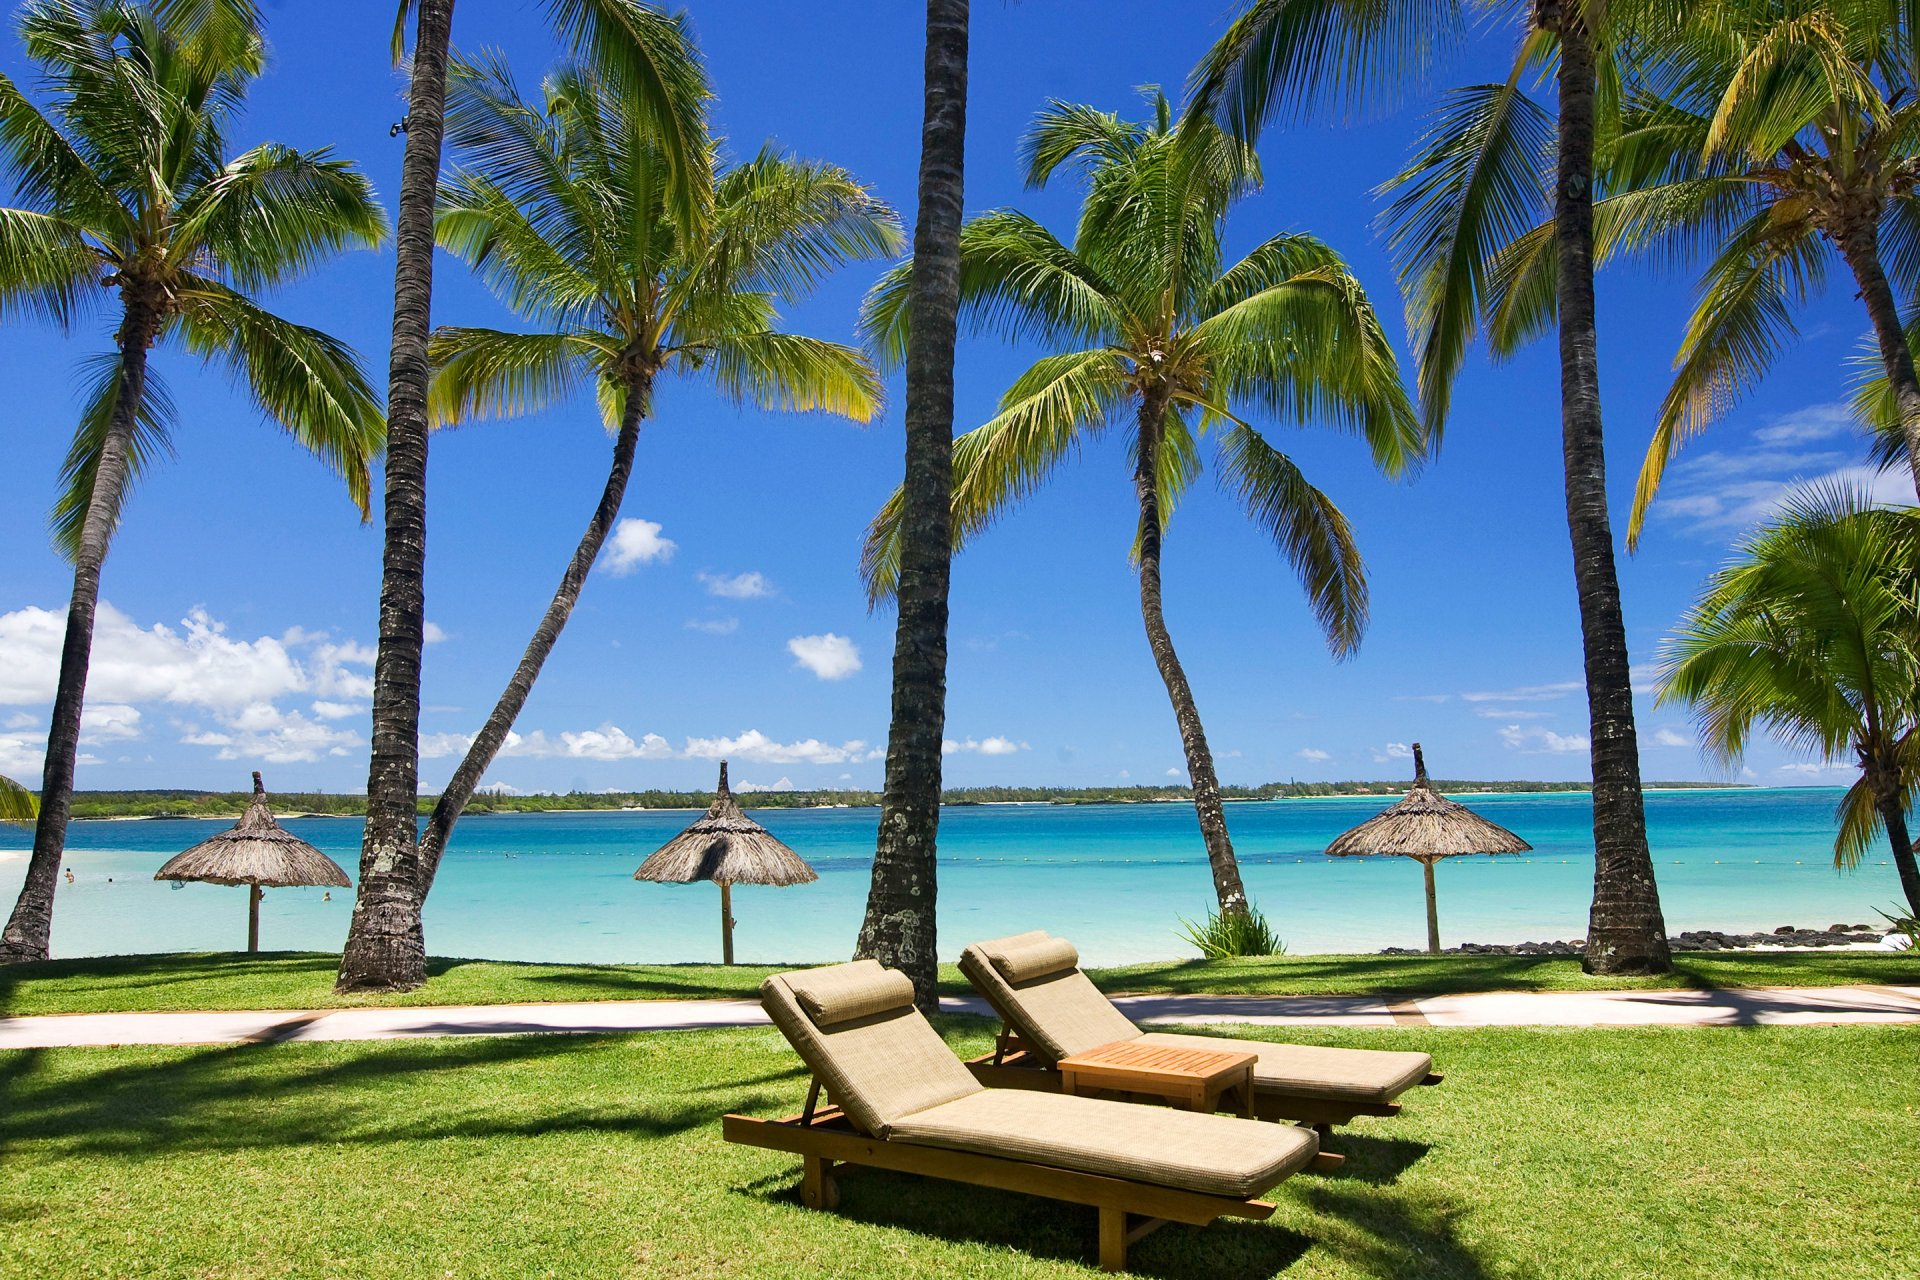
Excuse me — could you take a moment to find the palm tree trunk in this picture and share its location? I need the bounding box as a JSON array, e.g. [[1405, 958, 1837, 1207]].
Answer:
[[1832, 214, 1920, 501], [416, 384, 647, 893], [336, 0, 455, 993], [1871, 779, 1920, 917], [0, 300, 160, 964], [854, 0, 969, 1013], [1551, 4, 1670, 976], [1131, 394, 1249, 918]]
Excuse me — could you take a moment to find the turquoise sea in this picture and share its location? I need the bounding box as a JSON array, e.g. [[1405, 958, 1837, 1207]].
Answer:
[[0, 788, 1904, 965]]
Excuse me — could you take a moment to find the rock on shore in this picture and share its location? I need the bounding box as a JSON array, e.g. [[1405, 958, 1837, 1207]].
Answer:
[[1380, 923, 1895, 956]]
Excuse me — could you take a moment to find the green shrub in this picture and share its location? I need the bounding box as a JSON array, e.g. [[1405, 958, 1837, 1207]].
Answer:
[[1178, 904, 1286, 958], [1874, 905, 1920, 950]]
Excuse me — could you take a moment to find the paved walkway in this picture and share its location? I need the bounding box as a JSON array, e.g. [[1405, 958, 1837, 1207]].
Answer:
[[2, 984, 1915, 1049]]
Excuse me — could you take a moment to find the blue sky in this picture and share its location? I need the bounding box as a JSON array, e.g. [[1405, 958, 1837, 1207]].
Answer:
[[0, 1, 1891, 795]]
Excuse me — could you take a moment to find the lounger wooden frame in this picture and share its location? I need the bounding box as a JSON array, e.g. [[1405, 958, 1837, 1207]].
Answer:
[[724, 1076, 1335, 1272], [964, 1027, 1445, 1133]]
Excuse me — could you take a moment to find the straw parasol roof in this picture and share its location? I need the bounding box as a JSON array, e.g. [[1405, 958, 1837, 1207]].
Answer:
[[1325, 743, 1530, 954], [635, 761, 818, 888], [634, 762, 816, 964], [1325, 744, 1532, 860], [155, 772, 349, 952], [157, 772, 351, 888]]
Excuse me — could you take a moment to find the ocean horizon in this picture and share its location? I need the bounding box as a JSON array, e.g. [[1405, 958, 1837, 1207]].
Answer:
[[0, 786, 1904, 966]]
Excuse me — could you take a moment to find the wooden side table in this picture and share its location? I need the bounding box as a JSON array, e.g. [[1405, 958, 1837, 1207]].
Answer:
[[1057, 1039, 1257, 1118]]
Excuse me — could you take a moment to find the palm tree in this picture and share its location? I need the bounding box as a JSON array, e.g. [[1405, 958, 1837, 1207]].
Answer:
[[0, 0, 385, 965], [0, 776, 34, 827], [339, 0, 714, 993], [1518, 0, 1920, 538], [410, 53, 899, 896], [1191, 0, 1677, 974], [852, 0, 969, 1012], [1660, 486, 1920, 916], [861, 94, 1423, 925]]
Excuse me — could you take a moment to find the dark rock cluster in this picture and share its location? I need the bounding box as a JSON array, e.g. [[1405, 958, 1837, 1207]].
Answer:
[[1379, 923, 1891, 957]]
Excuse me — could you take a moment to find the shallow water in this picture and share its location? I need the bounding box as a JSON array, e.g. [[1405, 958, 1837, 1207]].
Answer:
[[0, 788, 1901, 965]]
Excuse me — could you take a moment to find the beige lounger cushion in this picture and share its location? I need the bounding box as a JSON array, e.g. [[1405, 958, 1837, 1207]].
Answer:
[[961, 935, 1140, 1063], [1136, 1032, 1433, 1104], [980, 932, 1081, 984], [787, 959, 916, 1028], [761, 965, 981, 1138], [890, 1088, 1319, 1199]]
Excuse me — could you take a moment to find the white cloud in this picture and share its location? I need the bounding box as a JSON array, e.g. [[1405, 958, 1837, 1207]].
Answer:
[[476, 780, 523, 796], [1384, 742, 1413, 759], [1296, 747, 1331, 762], [1117, 769, 1130, 780], [944, 735, 1027, 756], [80, 703, 141, 743], [310, 700, 362, 720], [0, 605, 379, 765], [685, 617, 740, 635], [181, 703, 359, 764], [1498, 724, 1590, 754], [1752, 402, 1856, 446], [683, 729, 879, 765], [698, 570, 774, 599], [734, 775, 794, 793], [1775, 761, 1853, 779], [1461, 681, 1581, 704], [1165, 767, 1183, 778], [422, 621, 449, 644], [0, 729, 43, 775], [600, 518, 676, 575], [1651, 726, 1693, 748], [1474, 707, 1553, 720], [788, 633, 862, 681], [418, 731, 475, 760], [502, 725, 674, 762]]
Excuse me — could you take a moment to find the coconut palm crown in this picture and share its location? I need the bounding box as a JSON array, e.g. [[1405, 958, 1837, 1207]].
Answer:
[[412, 51, 900, 893], [860, 92, 1424, 917], [0, 0, 384, 965], [1472, 0, 1920, 544], [1659, 486, 1920, 916]]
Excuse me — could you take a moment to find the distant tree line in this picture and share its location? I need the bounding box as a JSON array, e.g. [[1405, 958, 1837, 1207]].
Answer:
[[51, 777, 1744, 821]]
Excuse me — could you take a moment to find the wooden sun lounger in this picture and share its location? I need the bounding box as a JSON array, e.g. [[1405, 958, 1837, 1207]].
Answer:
[[730, 961, 1337, 1272], [725, 1076, 1334, 1272]]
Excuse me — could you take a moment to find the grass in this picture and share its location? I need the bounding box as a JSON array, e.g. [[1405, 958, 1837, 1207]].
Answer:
[[1, 948, 1913, 1018], [1, 1019, 1913, 1278]]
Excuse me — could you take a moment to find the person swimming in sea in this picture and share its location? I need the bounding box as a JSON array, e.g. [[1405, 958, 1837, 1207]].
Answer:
[[64, 869, 75, 884]]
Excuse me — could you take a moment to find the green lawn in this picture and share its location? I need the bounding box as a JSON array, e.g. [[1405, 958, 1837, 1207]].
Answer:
[[1, 1020, 1912, 1278], [1, 948, 1913, 1017]]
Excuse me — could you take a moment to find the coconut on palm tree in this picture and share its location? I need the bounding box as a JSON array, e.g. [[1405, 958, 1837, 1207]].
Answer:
[[410, 50, 899, 897], [339, 0, 716, 994], [1191, 0, 1677, 974], [853, 0, 970, 1012], [1660, 486, 1920, 916], [860, 93, 1424, 927], [0, 0, 386, 965]]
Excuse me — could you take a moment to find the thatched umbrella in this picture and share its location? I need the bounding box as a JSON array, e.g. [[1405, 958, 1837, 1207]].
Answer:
[[634, 761, 817, 964], [1325, 743, 1531, 953], [154, 772, 350, 952]]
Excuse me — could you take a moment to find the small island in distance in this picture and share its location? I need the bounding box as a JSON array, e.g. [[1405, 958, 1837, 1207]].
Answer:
[[57, 778, 1750, 820]]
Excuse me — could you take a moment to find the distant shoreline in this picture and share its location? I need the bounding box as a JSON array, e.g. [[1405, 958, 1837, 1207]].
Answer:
[[40, 778, 1770, 821]]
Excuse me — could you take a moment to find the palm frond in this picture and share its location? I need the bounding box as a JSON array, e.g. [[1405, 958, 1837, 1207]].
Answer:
[[699, 148, 902, 304], [0, 205, 97, 326], [50, 348, 178, 560], [1185, 0, 1469, 139], [1628, 213, 1827, 548], [174, 277, 383, 518], [0, 772, 34, 826], [1378, 67, 1555, 431], [1215, 422, 1368, 657], [428, 326, 606, 426], [171, 141, 386, 289], [699, 331, 883, 422]]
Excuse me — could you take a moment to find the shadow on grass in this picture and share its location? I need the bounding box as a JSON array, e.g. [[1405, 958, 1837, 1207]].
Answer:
[[1324, 1134, 1430, 1187], [0, 1032, 731, 1158], [739, 1166, 1315, 1279], [1303, 1182, 1521, 1280]]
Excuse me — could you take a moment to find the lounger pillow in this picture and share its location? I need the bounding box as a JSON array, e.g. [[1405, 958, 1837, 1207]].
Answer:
[[788, 958, 917, 1028], [981, 933, 1080, 985]]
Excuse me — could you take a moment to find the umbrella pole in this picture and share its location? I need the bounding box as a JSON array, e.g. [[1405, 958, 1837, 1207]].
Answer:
[[248, 883, 261, 954], [720, 881, 734, 966], [1421, 858, 1440, 955]]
